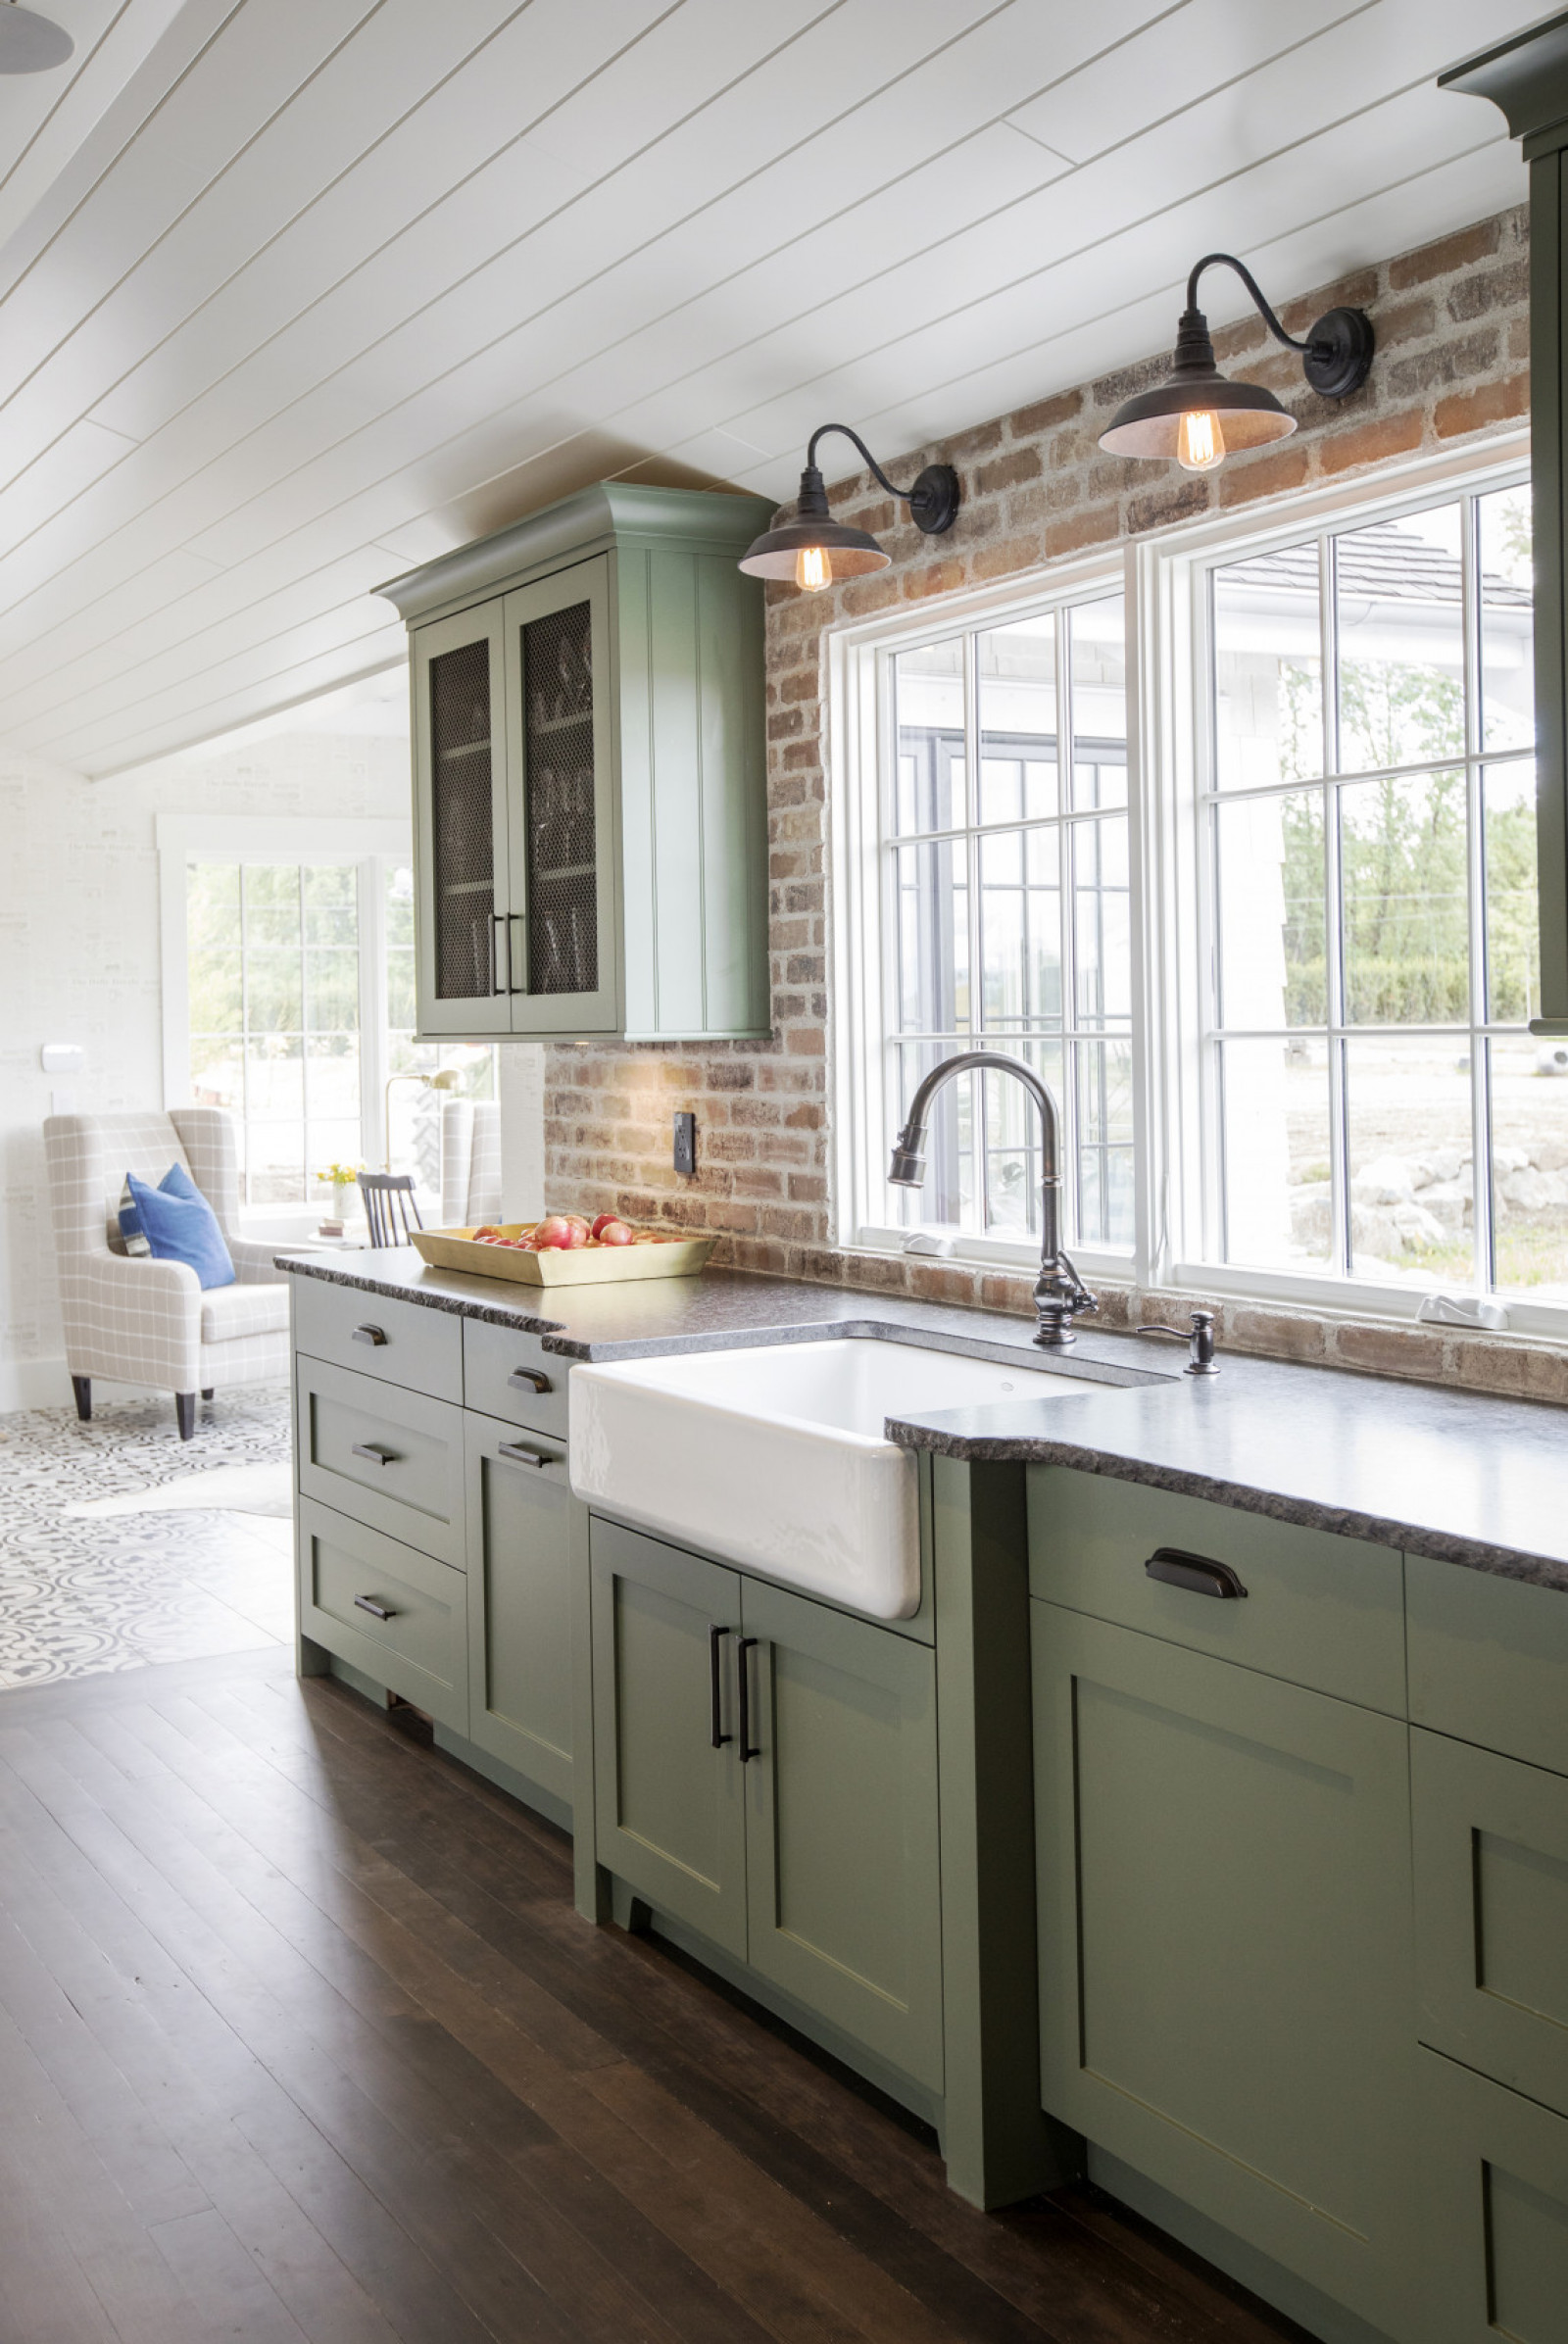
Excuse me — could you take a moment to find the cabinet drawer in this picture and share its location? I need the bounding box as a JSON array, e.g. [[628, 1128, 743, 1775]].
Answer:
[[1027, 1467, 1405, 1714], [293, 1274, 462, 1402], [1413, 1725, 1568, 2122], [463, 1318, 567, 1439], [295, 1357, 465, 1568], [1417, 2048, 1568, 2344], [1408, 1554, 1568, 1776], [299, 1496, 467, 1732]]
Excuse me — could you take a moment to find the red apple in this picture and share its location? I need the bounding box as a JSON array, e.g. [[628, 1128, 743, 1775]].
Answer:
[[589, 1213, 620, 1240], [596, 1218, 633, 1246], [471, 1224, 502, 1240], [533, 1214, 573, 1249]]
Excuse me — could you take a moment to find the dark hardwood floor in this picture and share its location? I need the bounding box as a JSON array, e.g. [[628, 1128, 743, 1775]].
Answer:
[[0, 1646, 1313, 2344]]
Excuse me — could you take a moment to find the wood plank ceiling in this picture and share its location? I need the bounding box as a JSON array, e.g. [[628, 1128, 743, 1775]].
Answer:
[[0, 0, 1533, 775]]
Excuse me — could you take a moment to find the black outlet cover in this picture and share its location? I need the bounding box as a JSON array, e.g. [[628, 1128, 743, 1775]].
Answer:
[[673, 1111, 696, 1176]]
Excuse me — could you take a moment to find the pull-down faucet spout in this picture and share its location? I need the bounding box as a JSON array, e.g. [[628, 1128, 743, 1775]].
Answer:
[[888, 1050, 1099, 1347]]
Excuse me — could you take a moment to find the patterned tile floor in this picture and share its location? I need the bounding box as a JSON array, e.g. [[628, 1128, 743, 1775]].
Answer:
[[0, 1385, 293, 1689]]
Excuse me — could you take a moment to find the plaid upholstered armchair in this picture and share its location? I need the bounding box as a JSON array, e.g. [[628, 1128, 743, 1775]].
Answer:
[[43, 1107, 290, 1440]]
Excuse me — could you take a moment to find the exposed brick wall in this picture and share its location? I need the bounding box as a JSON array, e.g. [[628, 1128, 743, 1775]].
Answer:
[[545, 205, 1548, 1400]]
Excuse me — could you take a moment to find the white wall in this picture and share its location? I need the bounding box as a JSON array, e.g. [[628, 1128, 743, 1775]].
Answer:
[[0, 728, 409, 1410]]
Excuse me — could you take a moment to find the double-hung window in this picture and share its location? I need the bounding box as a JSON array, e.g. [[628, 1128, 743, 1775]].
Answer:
[[836, 578, 1133, 1273], [835, 437, 1546, 1325], [1192, 469, 1543, 1308]]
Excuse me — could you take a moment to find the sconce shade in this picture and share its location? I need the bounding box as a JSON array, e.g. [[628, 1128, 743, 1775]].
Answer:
[[737, 514, 891, 583], [1098, 373, 1298, 462], [739, 437, 959, 591]]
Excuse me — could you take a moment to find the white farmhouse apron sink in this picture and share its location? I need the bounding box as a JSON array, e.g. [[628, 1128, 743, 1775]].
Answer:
[[567, 1337, 1102, 1620]]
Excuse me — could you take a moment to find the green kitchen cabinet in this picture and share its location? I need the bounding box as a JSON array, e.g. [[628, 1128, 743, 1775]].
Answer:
[[465, 1411, 574, 1811], [590, 1515, 748, 1958], [1418, 2048, 1568, 2344], [741, 1574, 943, 2092], [381, 481, 774, 1044], [589, 1517, 943, 2089], [1033, 1600, 1418, 2340], [1412, 1725, 1568, 2125]]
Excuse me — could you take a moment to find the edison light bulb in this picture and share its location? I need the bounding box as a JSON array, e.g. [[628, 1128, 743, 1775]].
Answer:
[[1176, 409, 1225, 473], [795, 544, 833, 592]]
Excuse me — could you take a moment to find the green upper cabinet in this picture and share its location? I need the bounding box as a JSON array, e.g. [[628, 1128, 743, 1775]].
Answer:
[[380, 482, 774, 1043]]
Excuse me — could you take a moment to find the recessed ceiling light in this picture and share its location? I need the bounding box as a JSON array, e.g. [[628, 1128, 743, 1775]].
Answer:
[[0, 3, 74, 73]]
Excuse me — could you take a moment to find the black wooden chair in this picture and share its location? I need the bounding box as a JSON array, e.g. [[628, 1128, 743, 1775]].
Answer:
[[358, 1171, 423, 1248]]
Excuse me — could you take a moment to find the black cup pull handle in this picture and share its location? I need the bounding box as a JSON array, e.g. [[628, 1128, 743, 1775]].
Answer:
[[352, 1324, 387, 1346], [354, 1594, 395, 1622], [737, 1636, 760, 1762], [350, 1442, 397, 1466], [497, 1440, 551, 1470], [1145, 1546, 1248, 1600], [508, 1367, 553, 1393], [709, 1625, 732, 1749]]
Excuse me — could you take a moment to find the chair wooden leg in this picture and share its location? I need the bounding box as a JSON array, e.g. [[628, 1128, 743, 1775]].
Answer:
[[174, 1392, 196, 1441], [201, 1388, 214, 1400], [71, 1375, 91, 1422]]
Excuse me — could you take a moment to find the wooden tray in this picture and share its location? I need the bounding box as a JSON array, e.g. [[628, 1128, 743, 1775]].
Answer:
[[410, 1223, 715, 1287]]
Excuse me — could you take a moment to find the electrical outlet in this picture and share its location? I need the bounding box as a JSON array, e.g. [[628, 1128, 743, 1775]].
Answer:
[[673, 1111, 696, 1176]]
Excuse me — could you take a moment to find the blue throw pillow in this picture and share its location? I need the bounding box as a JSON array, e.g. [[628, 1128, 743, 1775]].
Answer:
[[120, 1165, 234, 1290]]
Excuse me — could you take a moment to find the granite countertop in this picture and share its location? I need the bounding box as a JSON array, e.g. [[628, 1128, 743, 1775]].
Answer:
[[277, 1249, 1568, 1592]]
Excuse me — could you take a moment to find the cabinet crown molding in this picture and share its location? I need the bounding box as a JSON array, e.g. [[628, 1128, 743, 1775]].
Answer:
[[1441, 9, 1568, 154], [375, 479, 776, 627]]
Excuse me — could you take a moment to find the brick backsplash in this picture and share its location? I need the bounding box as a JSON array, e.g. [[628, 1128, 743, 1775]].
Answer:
[[544, 205, 1550, 1402]]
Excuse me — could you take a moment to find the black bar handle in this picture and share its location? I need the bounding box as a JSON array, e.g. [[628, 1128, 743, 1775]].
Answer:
[[352, 1324, 387, 1346], [737, 1636, 760, 1762], [492, 911, 509, 996], [497, 1439, 552, 1470], [509, 911, 525, 994], [350, 1442, 396, 1466], [1145, 1545, 1248, 1600], [354, 1594, 395, 1622], [508, 1367, 553, 1393], [709, 1625, 732, 1749]]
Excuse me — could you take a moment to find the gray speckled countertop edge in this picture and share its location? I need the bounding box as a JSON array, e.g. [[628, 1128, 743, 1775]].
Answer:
[[277, 1250, 1568, 1595], [887, 1418, 1568, 1593]]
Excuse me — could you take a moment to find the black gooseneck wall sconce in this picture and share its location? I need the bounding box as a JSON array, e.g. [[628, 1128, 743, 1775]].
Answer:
[[1099, 253, 1375, 473], [738, 423, 960, 593]]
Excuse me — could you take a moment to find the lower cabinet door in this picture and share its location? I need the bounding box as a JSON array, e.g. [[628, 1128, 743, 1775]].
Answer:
[[1034, 1602, 1417, 2340], [740, 1578, 943, 2091], [465, 1413, 573, 1808], [1412, 1725, 1568, 2122], [298, 1495, 467, 1732], [590, 1517, 746, 1959], [1418, 2048, 1568, 2344]]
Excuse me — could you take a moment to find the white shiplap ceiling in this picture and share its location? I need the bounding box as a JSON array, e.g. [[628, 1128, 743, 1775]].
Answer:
[[0, 0, 1533, 775]]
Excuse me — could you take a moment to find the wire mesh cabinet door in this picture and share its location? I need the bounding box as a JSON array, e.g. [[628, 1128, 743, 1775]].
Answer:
[[413, 602, 514, 1036], [503, 558, 618, 1035]]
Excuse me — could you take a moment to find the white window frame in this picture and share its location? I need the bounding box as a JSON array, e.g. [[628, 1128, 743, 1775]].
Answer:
[[157, 815, 412, 1208], [830, 553, 1142, 1282], [1144, 430, 1547, 1332], [832, 427, 1544, 1331]]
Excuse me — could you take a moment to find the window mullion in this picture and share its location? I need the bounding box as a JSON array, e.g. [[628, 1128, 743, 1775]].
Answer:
[[1320, 534, 1350, 1279], [964, 627, 985, 1233], [1057, 610, 1078, 1243], [1462, 492, 1494, 1291]]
